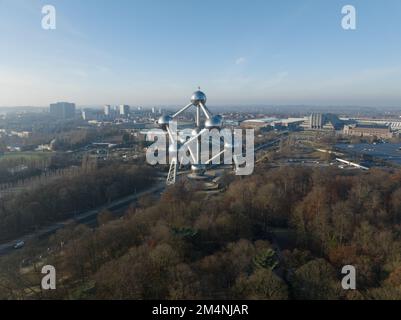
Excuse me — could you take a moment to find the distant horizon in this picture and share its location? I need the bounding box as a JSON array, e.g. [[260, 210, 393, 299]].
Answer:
[[1, 103, 400, 110]]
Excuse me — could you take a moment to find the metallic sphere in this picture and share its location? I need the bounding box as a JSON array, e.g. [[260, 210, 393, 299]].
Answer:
[[205, 115, 223, 129], [169, 143, 179, 154], [191, 90, 207, 106], [191, 127, 201, 136], [178, 135, 188, 144], [224, 142, 234, 150], [191, 164, 206, 174], [158, 115, 173, 129], [224, 140, 240, 150]]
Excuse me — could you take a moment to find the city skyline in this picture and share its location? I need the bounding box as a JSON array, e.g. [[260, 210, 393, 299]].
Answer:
[[1, 0, 401, 107]]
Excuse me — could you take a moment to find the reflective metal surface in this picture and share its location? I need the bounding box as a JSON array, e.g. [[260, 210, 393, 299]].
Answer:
[[168, 143, 179, 154], [191, 90, 207, 106], [192, 127, 201, 136], [205, 115, 223, 129], [158, 115, 173, 129], [191, 164, 206, 173]]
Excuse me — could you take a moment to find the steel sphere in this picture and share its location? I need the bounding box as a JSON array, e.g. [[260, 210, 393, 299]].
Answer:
[[224, 138, 239, 150], [224, 142, 234, 150], [191, 127, 201, 136], [191, 90, 207, 106], [205, 115, 222, 129], [169, 143, 178, 154], [158, 115, 173, 129], [178, 135, 187, 144], [191, 164, 206, 174]]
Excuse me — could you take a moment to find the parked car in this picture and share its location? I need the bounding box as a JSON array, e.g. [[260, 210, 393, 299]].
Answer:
[[13, 241, 25, 249]]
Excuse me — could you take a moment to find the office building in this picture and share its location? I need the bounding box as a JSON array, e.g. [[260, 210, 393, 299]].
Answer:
[[104, 105, 111, 116], [49, 102, 76, 119], [119, 105, 130, 116]]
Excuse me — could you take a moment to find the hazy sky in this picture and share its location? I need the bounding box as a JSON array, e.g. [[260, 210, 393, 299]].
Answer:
[[1, 0, 401, 107]]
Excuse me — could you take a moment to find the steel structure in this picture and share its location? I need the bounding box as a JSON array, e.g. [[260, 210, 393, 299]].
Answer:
[[157, 89, 225, 185]]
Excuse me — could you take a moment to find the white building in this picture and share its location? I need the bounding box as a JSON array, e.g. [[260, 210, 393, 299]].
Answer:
[[119, 105, 130, 116], [104, 105, 111, 116]]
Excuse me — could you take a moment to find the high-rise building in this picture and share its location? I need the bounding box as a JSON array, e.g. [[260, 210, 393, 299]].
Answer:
[[49, 102, 76, 119], [104, 105, 111, 116], [81, 108, 103, 121], [119, 105, 130, 116]]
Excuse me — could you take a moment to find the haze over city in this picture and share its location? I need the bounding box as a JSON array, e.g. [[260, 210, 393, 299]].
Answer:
[[1, 0, 401, 107]]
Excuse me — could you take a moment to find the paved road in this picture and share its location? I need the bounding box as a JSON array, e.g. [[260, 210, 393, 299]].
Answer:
[[0, 182, 166, 256]]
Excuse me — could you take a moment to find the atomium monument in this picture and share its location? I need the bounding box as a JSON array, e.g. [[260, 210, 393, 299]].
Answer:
[[157, 89, 227, 185]]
